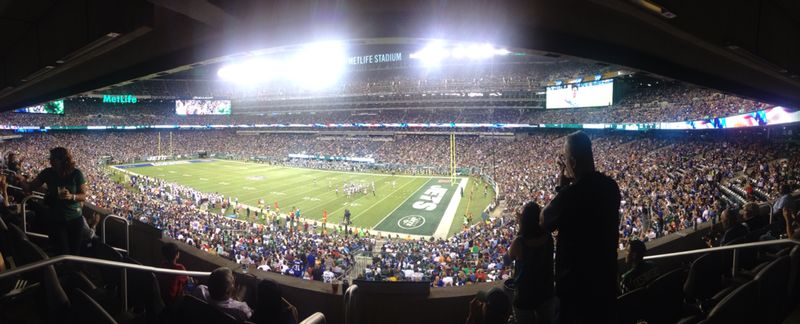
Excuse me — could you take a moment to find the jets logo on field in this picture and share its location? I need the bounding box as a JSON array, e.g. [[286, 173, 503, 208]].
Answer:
[[397, 215, 425, 229]]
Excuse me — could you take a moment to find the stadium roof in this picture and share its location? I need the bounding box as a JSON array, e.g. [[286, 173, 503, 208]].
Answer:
[[0, 0, 799, 110]]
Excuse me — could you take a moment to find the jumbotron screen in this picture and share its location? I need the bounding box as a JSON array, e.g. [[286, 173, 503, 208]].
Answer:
[[14, 100, 65, 114], [546, 79, 613, 109], [175, 100, 232, 115]]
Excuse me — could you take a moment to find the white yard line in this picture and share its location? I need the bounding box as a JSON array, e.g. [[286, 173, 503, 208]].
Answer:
[[217, 159, 462, 180], [433, 178, 469, 239], [114, 165, 437, 240], [350, 178, 423, 221]]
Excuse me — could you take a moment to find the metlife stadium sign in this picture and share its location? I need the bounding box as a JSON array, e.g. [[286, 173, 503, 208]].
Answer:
[[347, 52, 402, 65]]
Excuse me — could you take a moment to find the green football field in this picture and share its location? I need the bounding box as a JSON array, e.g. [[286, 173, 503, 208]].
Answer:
[[112, 159, 494, 237]]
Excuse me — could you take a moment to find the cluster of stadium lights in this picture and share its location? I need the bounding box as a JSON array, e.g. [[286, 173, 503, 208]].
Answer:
[[217, 41, 510, 85], [217, 41, 347, 88], [409, 42, 511, 67]]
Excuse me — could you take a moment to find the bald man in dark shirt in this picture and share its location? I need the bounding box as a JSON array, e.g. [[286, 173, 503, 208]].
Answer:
[[543, 131, 621, 324]]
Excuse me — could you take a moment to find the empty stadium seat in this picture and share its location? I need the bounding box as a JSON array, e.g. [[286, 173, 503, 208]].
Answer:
[[174, 294, 241, 324], [697, 280, 758, 324], [71, 288, 118, 324], [80, 241, 124, 290], [644, 268, 687, 324], [684, 253, 733, 312], [754, 256, 791, 324], [0, 234, 70, 324], [617, 287, 648, 324], [788, 246, 800, 302], [724, 236, 759, 271], [123, 256, 165, 323]]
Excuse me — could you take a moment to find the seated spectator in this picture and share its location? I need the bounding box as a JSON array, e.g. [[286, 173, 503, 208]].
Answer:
[[707, 209, 748, 247], [157, 243, 189, 306], [772, 184, 793, 220], [619, 240, 659, 294], [507, 201, 553, 323], [782, 205, 799, 239], [742, 202, 765, 231], [194, 267, 252, 321], [251, 279, 298, 324], [465, 287, 511, 324]]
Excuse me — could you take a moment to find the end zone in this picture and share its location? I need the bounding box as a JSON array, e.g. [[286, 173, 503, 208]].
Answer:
[[373, 178, 465, 236]]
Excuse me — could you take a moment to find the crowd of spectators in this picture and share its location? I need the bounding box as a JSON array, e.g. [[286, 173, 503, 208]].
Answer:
[[0, 80, 778, 128], [2, 127, 798, 286], [522, 84, 773, 124]]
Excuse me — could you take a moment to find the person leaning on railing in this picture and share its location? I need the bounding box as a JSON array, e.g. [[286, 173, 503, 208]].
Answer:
[[19, 147, 89, 256]]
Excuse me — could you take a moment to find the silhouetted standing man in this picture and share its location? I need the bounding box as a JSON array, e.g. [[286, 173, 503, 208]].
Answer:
[[542, 131, 621, 324]]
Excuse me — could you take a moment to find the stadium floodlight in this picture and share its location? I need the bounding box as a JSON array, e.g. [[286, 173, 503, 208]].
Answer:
[[217, 40, 346, 88], [451, 45, 467, 59], [410, 42, 511, 64], [217, 58, 278, 84], [286, 41, 347, 89], [466, 44, 494, 60], [409, 41, 449, 67]]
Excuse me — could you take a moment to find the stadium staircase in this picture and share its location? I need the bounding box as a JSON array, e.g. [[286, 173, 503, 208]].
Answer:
[[349, 239, 385, 281]]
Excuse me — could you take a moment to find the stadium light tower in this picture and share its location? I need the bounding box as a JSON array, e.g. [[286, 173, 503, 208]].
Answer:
[[217, 58, 278, 84], [409, 41, 449, 67], [287, 41, 347, 89], [217, 40, 347, 89], [410, 41, 511, 66]]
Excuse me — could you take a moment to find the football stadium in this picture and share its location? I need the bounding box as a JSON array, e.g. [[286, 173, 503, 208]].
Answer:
[[0, 1, 799, 324]]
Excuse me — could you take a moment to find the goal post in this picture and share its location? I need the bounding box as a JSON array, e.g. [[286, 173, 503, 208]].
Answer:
[[450, 132, 456, 185]]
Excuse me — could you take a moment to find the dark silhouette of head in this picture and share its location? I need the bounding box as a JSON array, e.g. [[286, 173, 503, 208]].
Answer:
[[517, 201, 543, 239], [564, 131, 595, 179], [626, 240, 646, 266], [208, 267, 235, 301], [721, 209, 739, 230], [162, 242, 180, 264], [254, 279, 283, 324]]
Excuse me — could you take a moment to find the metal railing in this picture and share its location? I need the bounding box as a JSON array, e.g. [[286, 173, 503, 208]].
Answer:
[[0, 254, 212, 281], [643, 238, 799, 277], [344, 284, 358, 324], [21, 193, 45, 238], [300, 312, 327, 324], [102, 214, 130, 253], [0, 255, 207, 320], [18, 190, 129, 254], [100, 214, 131, 311], [0, 254, 329, 323]]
